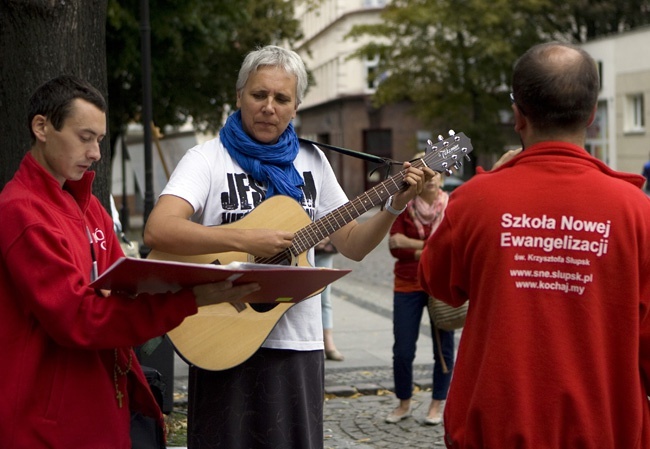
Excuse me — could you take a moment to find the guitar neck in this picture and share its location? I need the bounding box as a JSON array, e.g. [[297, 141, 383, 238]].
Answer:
[[292, 170, 408, 255], [290, 131, 472, 256]]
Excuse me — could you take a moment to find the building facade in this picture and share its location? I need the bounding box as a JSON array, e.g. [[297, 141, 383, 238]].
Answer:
[[582, 26, 650, 176], [293, 0, 437, 197]]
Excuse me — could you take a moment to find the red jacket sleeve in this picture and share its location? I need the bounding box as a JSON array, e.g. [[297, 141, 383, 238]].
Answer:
[[389, 211, 417, 261]]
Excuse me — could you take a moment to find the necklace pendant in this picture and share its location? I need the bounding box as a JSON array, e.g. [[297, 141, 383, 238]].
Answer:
[[116, 389, 124, 408]]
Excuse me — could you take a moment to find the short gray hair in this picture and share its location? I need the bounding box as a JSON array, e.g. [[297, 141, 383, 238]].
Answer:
[[236, 45, 308, 105]]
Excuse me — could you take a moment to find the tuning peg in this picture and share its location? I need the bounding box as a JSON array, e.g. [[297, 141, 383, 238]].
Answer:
[[445, 169, 453, 176], [427, 139, 433, 146], [449, 130, 455, 136], [438, 134, 444, 141], [464, 154, 471, 161]]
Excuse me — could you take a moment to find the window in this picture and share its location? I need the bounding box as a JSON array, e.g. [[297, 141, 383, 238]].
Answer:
[[365, 56, 380, 91], [625, 93, 645, 132], [363, 0, 387, 7], [363, 129, 392, 189], [365, 56, 389, 91], [586, 101, 608, 164], [597, 61, 603, 91], [417, 130, 433, 153]]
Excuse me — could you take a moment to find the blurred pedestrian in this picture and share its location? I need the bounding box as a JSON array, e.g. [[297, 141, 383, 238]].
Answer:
[[386, 169, 454, 425], [642, 151, 650, 193]]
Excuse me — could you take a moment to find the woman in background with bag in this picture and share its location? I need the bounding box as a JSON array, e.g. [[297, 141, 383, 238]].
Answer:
[[386, 167, 456, 426]]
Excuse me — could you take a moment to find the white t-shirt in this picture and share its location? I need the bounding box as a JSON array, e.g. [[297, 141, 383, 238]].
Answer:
[[160, 136, 349, 351]]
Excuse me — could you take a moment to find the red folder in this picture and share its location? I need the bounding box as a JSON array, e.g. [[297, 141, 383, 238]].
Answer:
[[90, 257, 349, 303]]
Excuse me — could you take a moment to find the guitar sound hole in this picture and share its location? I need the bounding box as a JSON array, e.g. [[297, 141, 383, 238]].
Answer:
[[250, 303, 278, 313], [255, 249, 293, 266]]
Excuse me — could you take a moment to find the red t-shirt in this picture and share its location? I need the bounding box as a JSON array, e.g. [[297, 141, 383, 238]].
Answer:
[[419, 141, 650, 449]]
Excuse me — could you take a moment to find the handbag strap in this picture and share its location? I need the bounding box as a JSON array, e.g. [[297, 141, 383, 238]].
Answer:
[[433, 326, 450, 374]]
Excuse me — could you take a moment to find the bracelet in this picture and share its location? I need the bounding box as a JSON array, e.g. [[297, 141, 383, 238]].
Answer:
[[385, 195, 407, 216]]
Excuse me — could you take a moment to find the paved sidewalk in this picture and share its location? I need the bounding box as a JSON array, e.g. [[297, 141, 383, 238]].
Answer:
[[170, 221, 457, 448], [316, 256, 450, 449], [319, 295, 447, 448]]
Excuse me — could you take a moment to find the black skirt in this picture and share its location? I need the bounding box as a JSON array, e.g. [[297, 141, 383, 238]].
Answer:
[[187, 348, 324, 449]]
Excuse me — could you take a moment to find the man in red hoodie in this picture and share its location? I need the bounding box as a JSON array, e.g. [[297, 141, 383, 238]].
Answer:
[[0, 75, 259, 448], [419, 42, 650, 448]]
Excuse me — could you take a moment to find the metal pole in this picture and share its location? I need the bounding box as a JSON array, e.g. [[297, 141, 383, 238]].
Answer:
[[120, 134, 130, 233], [140, 0, 153, 257], [137, 5, 174, 414]]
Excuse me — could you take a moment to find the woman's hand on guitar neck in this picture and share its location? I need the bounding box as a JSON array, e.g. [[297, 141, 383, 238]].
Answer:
[[391, 162, 436, 210], [192, 281, 261, 307]]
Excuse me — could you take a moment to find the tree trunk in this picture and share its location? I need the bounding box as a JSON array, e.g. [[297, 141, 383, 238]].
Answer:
[[0, 0, 111, 209]]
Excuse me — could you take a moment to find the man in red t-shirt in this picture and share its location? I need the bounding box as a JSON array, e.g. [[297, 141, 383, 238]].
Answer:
[[419, 42, 650, 449]]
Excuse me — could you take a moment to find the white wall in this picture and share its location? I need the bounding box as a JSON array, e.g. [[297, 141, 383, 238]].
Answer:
[[582, 26, 650, 173], [295, 0, 388, 109]]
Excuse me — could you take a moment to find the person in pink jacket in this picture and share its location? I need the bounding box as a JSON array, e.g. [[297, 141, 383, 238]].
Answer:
[[419, 42, 650, 449], [0, 75, 259, 448]]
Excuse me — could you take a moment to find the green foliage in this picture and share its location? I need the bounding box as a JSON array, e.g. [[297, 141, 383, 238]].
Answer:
[[106, 0, 303, 142], [347, 0, 650, 154], [548, 0, 650, 41]]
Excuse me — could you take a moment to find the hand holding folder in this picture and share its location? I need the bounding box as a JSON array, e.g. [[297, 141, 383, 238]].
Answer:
[[91, 257, 350, 304]]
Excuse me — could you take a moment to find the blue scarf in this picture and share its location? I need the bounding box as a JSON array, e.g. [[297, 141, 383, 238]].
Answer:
[[220, 110, 304, 202]]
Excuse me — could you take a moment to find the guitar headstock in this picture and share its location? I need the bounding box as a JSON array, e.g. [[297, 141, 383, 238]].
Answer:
[[418, 131, 473, 176]]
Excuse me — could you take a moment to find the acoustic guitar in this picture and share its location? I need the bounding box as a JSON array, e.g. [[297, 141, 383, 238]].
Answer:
[[148, 132, 473, 370]]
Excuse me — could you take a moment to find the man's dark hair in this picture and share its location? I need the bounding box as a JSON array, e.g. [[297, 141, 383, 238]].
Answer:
[[27, 75, 106, 144], [512, 42, 599, 134]]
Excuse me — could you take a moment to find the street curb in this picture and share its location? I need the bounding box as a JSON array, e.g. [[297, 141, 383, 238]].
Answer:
[[323, 364, 434, 397]]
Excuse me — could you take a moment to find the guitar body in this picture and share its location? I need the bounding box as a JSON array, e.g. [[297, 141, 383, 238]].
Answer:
[[148, 196, 314, 371]]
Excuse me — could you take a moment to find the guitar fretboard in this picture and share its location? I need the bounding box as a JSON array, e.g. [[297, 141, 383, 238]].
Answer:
[[292, 172, 407, 255]]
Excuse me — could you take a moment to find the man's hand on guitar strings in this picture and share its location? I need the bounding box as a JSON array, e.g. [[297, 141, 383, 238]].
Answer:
[[192, 281, 261, 307], [391, 162, 436, 210]]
